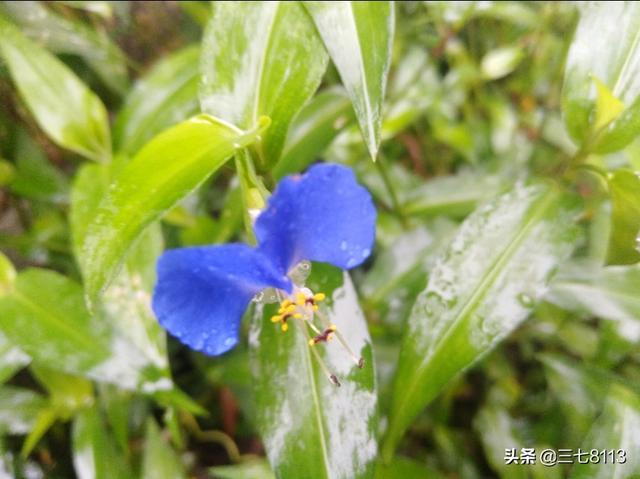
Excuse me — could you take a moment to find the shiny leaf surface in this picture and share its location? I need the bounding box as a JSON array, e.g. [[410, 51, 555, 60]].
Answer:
[[563, 2, 640, 152], [304, 1, 394, 159], [383, 183, 581, 458], [250, 264, 378, 479], [80, 115, 266, 303], [200, 1, 328, 169], [0, 16, 111, 162]]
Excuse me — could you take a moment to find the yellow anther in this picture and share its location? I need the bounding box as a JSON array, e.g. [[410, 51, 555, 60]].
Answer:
[[295, 292, 306, 306], [314, 293, 326, 302], [330, 324, 337, 332], [327, 334, 334, 342], [270, 315, 282, 323], [281, 323, 289, 332], [308, 339, 315, 346], [312, 305, 318, 311], [281, 299, 293, 308], [293, 313, 303, 319]]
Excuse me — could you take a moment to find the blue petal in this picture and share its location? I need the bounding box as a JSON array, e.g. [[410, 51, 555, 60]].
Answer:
[[255, 163, 376, 272], [152, 244, 290, 356]]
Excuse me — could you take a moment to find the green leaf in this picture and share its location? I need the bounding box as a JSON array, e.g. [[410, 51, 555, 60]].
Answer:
[[480, 46, 524, 81], [0, 386, 46, 435], [474, 405, 527, 479], [562, 2, 640, 152], [0, 332, 30, 384], [114, 45, 200, 156], [0, 252, 16, 294], [30, 366, 94, 419], [80, 114, 267, 304], [401, 172, 506, 218], [547, 261, 640, 342], [0, 268, 112, 376], [0, 268, 157, 388], [304, 1, 394, 159], [200, 1, 328, 169], [570, 385, 640, 479], [141, 419, 187, 479], [211, 460, 275, 479], [9, 130, 68, 202], [274, 87, 354, 179], [0, 16, 111, 162], [539, 354, 610, 444], [72, 406, 133, 479], [383, 183, 581, 459], [250, 264, 378, 479], [374, 457, 444, 479], [607, 169, 640, 264], [0, 0, 129, 94]]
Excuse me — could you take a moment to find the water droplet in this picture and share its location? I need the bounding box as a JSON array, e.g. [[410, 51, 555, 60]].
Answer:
[[223, 337, 235, 347], [517, 293, 534, 308], [340, 240, 348, 251], [361, 248, 371, 258]]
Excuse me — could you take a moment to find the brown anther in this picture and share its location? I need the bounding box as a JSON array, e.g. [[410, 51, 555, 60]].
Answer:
[[311, 327, 337, 345]]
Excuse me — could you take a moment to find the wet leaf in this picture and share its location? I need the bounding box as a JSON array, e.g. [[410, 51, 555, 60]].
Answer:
[[0, 386, 46, 435], [200, 1, 328, 169], [547, 260, 640, 342], [305, 1, 394, 159], [72, 406, 133, 479], [563, 2, 640, 152], [0, 16, 111, 162], [79, 115, 267, 303], [570, 385, 640, 479], [0, 1, 128, 94], [275, 87, 354, 179], [401, 172, 506, 218], [141, 419, 187, 479], [383, 183, 581, 459], [607, 169, 640, 265], [114, 45, 200, 156], [250, 263, 378, 479]]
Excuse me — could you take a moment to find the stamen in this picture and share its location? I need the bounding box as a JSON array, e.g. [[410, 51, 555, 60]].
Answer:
[[315, 310, 365, 369], [295, 317, 340, 387]]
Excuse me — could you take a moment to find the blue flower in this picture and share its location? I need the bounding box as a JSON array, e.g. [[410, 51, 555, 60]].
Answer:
[[152, 163, 376, 356]]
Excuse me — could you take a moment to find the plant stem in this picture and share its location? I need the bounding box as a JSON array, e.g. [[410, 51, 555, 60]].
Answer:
[[375, 153, 408, 228]]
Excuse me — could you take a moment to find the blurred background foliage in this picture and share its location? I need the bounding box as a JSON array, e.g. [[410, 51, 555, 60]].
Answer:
[[0, 1, 639, 478]]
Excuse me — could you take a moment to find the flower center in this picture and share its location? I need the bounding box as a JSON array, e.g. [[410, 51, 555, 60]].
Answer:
[[269, 287, 364, 387]]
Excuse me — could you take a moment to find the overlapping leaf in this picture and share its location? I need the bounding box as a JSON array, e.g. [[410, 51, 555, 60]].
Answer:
[[250, 264, 378, 479], [200, 1, 328, 169], [383, 183, 581, 458], [305, 1, 394, 159]]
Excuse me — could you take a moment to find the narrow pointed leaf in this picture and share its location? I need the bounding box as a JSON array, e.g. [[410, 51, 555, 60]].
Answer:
[[607, 169, 640, 265], [383, 183, 581, 459], [0, 16, 111, 162], [80, 115, 267, 303], [274, 87, 354, 179], [547, 261, 640, 342], [304, 1, 394, 159], [250, 264, 378, 479], [0, 0, 129, 94], [114, 45, 200, 156], [570, 386, 640, 479], [200, 1, 328, 169], [141, 419, 187, 479], [73, 406, 133, 479], [563, 2, 640, 152]]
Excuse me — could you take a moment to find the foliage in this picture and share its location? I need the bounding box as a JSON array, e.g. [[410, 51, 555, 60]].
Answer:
[[0, 1, 639, 478]]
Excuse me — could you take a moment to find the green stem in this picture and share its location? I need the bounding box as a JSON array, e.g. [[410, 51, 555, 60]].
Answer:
[[234, 149, 270, 245], [375, 154, 408, 228]]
